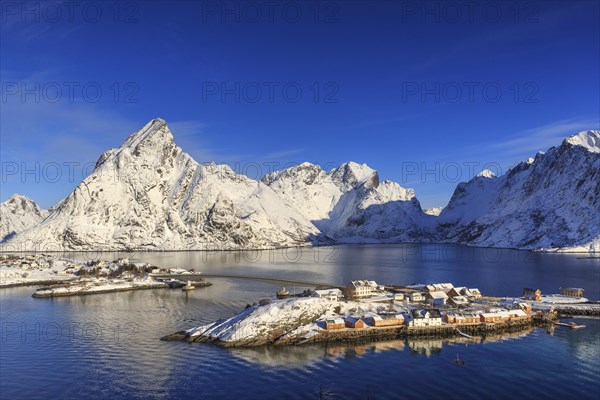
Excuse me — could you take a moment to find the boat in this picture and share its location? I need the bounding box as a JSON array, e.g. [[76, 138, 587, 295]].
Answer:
[[455, 354, 465, 366], [182, 280, 195, 291], [276, 286, 290, 299]]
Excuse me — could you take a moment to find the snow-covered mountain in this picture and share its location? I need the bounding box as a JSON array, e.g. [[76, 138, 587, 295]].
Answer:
[[0, 194, 49, 242], [439, 131, 600, 252], [2, 120, 598, 252], [262, 162, 433, 242], [260, 161, 377, 222], [4, 119, 320, 251]]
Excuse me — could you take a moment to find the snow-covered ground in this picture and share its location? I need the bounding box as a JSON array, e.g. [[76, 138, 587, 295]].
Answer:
[[33, 277, 168, 297], [534, 295, 590, 304], [187, 297, 410, 346], [0, 255, 79, 287]]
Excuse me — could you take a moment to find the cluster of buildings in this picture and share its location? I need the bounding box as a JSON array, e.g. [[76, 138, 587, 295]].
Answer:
[[317, 281, 544, 332], [321, 309, 441, 331], [413, 283, 482, 307], [336, 280, 584, 306], [313, 280, 483, 306], [321, 305, 532, 331], [323, 312, 410, 331], [444, 308, 528, 324]]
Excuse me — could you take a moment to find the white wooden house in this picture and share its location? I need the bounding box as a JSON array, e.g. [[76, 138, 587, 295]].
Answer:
[[407, 309, 442, 327], [312, 288, 343, 301]]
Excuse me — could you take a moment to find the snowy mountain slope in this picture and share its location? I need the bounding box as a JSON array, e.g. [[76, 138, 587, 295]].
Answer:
[[437, 170, 501, 227], [317, 180, 435, 242], [260, 161, 377, 222], [439, 131, 600, 252], [4, 119, 319, 251], [262, 162, 433, 242], [0, 194, 48, 242]]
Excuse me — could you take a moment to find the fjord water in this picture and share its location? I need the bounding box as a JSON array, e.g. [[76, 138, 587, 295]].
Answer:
[[1, 244, 599, 399]]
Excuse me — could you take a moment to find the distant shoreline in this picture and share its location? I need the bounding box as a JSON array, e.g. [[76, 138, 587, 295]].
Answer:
[[1, 241, 599, 255]]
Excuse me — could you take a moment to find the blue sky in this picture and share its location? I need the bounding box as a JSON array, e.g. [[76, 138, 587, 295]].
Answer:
[[1, 0, 599, 209]]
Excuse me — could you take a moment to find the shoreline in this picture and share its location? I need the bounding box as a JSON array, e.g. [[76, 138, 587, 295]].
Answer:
[[0, 278, 76, 289], [162, 315, 550, 347], [1, 241, 599, 255], [31, 279, 212, 298], [31, 281, 168, 298]]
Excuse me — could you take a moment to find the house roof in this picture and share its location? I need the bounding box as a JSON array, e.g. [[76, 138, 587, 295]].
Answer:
[[345, 316, 365, 323], [428, 291, 448, 299], [508, 310, 527, 317], [560, 287, 584, 291], [480, 312, 503, 318], [449, 296, 469, 304], [326, 318, 345, 325], [350, 280, 378, 288], [315, 289, 342, 296], [412, 309, 442, 319]]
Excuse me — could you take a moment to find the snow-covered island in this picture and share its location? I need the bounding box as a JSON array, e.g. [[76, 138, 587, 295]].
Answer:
[[163, 281, 598, 347], [0, 254, 211, 297]]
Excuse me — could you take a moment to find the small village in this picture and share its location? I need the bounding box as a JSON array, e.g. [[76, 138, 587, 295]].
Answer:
[[300, 280, 590, 335], [165, 278, 598, 347]]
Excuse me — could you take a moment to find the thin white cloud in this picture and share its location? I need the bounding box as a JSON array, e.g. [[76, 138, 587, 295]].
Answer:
[[489, 117, 599, 156], [261, 148, 306, 160], [168, 120, 207, 138]]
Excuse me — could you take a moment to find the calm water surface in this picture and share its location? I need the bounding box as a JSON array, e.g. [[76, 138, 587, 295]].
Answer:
[[1, 245, 599, 399]]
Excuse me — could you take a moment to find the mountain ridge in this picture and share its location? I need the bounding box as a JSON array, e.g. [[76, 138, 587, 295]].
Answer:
[[2, 121, 598, 253]]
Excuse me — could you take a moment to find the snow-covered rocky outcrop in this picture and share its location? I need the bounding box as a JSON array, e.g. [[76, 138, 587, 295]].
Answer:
[[0, 194, 48, 242], [439, 131, 600, 252], [3, 119, 319, 251], [165, 297, 408, 346]]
